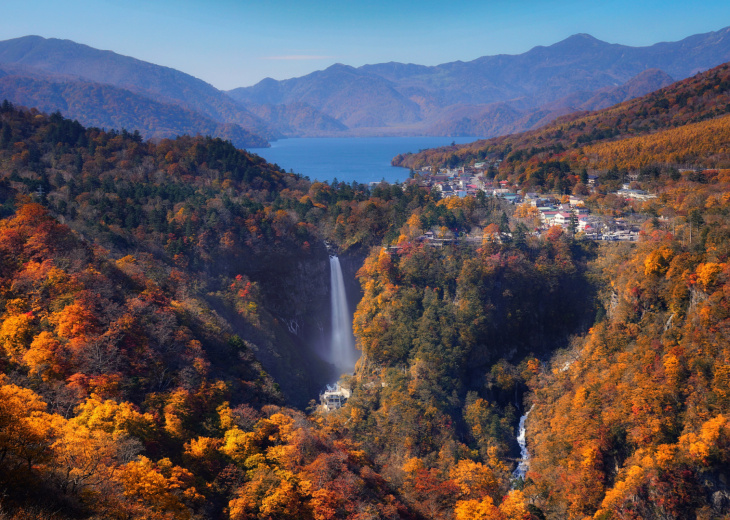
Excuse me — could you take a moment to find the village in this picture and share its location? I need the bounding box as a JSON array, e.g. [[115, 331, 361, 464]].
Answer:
[[403, 161, 662, 243]]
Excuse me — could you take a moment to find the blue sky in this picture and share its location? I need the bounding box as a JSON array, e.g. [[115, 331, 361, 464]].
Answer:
[[2, 0, 730, 90]]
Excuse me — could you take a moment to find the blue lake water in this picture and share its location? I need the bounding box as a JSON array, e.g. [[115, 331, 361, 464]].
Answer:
[[247, 136, 481, 184]]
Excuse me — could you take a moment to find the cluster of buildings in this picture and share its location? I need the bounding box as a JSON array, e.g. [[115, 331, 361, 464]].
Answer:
[[408, 166, 649, 241], [523, 193, 642, 240], [411, 163, 515, 200], [522, 193, 596, 233]]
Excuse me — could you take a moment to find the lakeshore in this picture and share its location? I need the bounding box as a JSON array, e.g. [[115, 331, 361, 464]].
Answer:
[[247, 136, 482, 184]]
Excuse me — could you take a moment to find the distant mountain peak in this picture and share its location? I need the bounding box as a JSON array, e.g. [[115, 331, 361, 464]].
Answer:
[[572, 33, 599, 40], [0, 35, 277, 144], [550, 32, 606, 49], [324, 63, 357, 73]]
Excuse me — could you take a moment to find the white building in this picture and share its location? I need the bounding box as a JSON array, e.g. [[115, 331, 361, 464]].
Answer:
[[320, 383, 351, 412]]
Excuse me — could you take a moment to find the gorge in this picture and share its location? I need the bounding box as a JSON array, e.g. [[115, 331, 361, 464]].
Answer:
[[2, 56, 730, 519]]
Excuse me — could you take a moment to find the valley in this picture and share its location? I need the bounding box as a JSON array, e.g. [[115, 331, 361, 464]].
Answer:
[[1, 20, 730, 520], [1, 25, 730, 151]]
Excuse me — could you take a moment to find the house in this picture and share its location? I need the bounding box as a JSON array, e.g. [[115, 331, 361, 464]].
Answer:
[[577, 215, 601, 233], [320, 383, 351, 412], [616, 188, 657, 201], [569, 196, 584, 206], [540, 210, 559, 226], [553, 212, 573, 228]]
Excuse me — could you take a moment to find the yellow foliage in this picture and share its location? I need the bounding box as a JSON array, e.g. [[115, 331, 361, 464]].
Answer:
[[218, 401, 234, 430], [115, 254, 137, 267], [663, 353, 682, 383], [184, 436, 221, 460], [582, 113, 730, 170], [163, 389, 190, 439], [73, 394, 154, 439], [514, 203, 539, 220], [482, 223, 501, 244], [52, 301, 98, 339], [713, 364, 730, 404], [449, 459, 500, 499], [228, 461, 305, 520], [402, 456, 425, 475], [23, 330, 63, 379], [119, 456, 202, 519], [51, 421, 120, 495], [0, 378, 60, 467], [580, 445, 600, 469], [680, 415, 729, 464], [643, 247, 674, 276], [220, 427, 260, 464], [0, 312, 35, 362], [454, 497, 503, 520], [403, 212, 424, 239], [654, 444, 677, 469], [498, 490, 531, 520], [265, 412, 297, 444], [596, 464, 646, 517], [695, 262, 724, 291]]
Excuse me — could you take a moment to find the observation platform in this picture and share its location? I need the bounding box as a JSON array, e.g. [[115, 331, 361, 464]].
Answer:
[[320, 383, 351, 411]]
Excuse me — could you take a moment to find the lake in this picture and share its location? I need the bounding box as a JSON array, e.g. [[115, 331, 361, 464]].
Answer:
[[247, 136, 482, 184]]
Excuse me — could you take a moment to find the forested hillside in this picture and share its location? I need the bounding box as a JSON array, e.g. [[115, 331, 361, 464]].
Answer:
[[0, 101, 543, 519], [2, 48, 730, 520], [0, 101, 422, 519], [394, 61, 730, 180], [524, 175, 730, 519], [0, 66, 269, 148], [0, 36, 275, 147]]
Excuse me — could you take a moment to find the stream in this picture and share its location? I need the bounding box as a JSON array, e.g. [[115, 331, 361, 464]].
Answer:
[[512, 405, 534, 481]]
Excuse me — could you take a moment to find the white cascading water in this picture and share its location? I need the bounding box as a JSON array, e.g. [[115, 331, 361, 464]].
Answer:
[[512, 405, 534, 481], [329, 256, 359, 372]]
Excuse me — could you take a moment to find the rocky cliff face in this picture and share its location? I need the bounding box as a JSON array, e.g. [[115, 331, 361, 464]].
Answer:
[[216, 241, 367, 407], [338, 249, 367, 318]]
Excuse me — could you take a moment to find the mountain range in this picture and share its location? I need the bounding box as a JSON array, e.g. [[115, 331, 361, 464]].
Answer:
[[0, 27, 729, 145], [230, 27, 730, 137], [2, 25, 730, 520], [393, 59, 730, 173]]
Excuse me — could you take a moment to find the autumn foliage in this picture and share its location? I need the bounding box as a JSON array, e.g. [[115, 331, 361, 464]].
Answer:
[[3, 59, 730, 519]]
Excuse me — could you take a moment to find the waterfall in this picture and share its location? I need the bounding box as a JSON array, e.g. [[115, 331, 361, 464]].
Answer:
[[329, 256, 359, 372], [512, 405, 534, 481]]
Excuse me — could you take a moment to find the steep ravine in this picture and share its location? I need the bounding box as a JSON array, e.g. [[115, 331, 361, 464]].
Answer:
[[217, 241, 367, 408]]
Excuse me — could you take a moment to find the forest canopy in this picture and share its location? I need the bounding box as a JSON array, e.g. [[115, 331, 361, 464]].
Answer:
[[2, 57, 730, 520]]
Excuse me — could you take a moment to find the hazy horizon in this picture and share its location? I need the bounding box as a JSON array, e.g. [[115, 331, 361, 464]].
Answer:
[[2, 0, 730, 90]]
